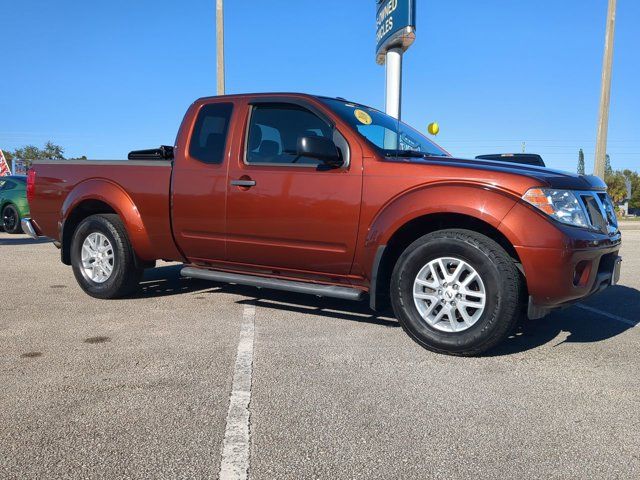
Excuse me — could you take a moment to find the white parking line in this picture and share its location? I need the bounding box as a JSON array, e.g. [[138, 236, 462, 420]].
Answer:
[[218, 303, 256, 480], [576, 304, 638, 328]]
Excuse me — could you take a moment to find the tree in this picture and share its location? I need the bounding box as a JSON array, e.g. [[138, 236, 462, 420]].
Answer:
[[605, 154, 613, 177], [43, 141, 64, 160], [12, 145, 43, 169], [621, 169, 640, 209], [1, 148, 13, 162], [11, 141, 66, 168], [605, 170, 628, 204], [631, 185, 640, 210], [577, 148, 585, 175]]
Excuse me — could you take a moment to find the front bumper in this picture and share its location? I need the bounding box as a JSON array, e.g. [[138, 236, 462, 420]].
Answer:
[[517, 229, 621, 310], [500, 199, 622, 319], [527, 253, 622, 319]]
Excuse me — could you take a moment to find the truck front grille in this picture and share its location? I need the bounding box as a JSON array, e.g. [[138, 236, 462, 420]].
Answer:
[[577, 191, 619, 235]]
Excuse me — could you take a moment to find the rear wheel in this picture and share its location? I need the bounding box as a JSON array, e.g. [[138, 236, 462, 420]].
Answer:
[[2, 204, 22, 234], [391, 229, 523, 356], [70, 214, 142, 299]]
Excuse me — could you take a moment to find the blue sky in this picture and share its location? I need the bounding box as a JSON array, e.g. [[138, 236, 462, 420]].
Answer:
[[1, 0, 638, 172]]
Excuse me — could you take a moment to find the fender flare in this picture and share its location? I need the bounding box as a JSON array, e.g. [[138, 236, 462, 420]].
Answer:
[[365, 182, 521, 249], [364, 182, 522, 310], [61, 179, 153, 259]]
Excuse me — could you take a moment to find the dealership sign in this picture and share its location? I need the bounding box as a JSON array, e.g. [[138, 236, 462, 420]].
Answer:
[[376, 0, 416, 64]]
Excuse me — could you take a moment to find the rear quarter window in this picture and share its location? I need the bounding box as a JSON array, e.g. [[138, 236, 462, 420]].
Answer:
[[189, 103, 234, 164]]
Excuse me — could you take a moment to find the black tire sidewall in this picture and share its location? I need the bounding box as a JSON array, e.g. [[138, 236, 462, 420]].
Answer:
[[2, 204, 21, 234], [70, 216, 132, 299], [392, 235, 509, 353]]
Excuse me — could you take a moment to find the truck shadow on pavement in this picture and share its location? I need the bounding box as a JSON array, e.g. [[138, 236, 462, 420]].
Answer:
[[136, 266, 638, 353], [234, 291, 399, 329], [0, 236, 52, 246], [490, 285, 639, 356], [134, 265, 214, 298], [135, 265, 397, 328]]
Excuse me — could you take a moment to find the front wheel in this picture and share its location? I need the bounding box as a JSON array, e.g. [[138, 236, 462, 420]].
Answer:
[[70, 214, 143, 299], [2, 204, 22, 234], [391, 229, 524, 356]]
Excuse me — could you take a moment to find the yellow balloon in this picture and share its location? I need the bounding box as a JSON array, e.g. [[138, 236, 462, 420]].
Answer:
[[427, 122, 440, 136]]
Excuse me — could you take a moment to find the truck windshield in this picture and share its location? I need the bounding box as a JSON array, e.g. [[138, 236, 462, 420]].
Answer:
[[320, 98, 449, 158]]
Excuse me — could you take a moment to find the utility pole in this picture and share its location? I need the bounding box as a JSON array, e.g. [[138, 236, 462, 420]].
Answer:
[[216, 0, 225, 95], [594, 0, 617, 179]]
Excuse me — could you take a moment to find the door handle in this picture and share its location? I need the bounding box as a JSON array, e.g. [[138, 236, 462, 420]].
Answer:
[[230, 179, 256, 187]]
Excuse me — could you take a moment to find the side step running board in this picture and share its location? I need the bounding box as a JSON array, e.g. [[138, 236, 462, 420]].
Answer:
[[180, 267, 365, 301]]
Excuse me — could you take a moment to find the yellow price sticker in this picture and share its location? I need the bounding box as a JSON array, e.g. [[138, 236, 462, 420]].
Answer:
[[354, 109, 372, 125]]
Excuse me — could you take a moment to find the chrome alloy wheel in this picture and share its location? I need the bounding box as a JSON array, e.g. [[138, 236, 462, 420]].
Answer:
[[413, 257, 486, 333], [81, 232, 114, 283]]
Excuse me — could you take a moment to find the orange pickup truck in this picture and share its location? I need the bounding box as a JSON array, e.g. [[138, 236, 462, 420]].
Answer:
[[25, 93, 622, 355]]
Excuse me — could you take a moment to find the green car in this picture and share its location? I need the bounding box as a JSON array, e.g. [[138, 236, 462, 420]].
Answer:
[[0, 175, 29, 234]]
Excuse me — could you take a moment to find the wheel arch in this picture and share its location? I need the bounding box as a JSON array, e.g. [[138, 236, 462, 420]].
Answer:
[[369, 212, 525, 312], [60, 179, 152, 266], [61, 199, 117, 264], [0, 200, 12, 213]]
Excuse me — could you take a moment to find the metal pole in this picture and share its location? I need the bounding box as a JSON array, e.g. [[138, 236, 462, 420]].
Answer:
[[385, 48, 403, 119], [216, 0, 225, 95], [594, 0, 617, 179]]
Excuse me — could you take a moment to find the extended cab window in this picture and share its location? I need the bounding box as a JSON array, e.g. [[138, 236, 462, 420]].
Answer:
[[246, 104, 334, 166], [189, 103, 233, 164]]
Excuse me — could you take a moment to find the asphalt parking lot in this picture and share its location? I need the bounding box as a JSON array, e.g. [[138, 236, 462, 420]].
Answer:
[[1, 228, 639, 479]]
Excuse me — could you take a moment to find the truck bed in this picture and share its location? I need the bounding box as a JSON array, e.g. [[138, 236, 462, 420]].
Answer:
[[30, 159, 180, 262]]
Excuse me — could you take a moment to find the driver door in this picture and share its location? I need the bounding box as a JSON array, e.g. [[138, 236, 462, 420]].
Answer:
[[225, 100, 362, 276]]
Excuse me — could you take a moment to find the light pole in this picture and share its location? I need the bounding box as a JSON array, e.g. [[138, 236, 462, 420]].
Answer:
[[216, 0, 225, 95], [385, 48, 403, 119], [594, 0, 617, 179], [376, 0, 416, 120]]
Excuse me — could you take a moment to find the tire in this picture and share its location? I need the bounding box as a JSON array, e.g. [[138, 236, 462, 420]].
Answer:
[[390, 229, 523, 356], [70, 214, 143, 299], [2, 204, 22, 234]]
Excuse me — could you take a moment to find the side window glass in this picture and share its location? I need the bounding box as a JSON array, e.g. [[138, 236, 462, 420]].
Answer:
[[246, 104, 333, 166], [189, 103, 233, 164]]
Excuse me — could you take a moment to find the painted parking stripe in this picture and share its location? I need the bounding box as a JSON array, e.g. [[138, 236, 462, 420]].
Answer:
[[577, 304, 638, 328], [218, 303, 256, 480]]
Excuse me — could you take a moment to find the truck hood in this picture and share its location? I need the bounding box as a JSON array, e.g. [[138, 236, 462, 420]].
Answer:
[[421, 156, 607, 191]]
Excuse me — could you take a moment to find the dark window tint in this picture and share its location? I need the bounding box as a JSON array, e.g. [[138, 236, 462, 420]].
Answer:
[[246, 104, 332, 165], [189, 103, 233, 164]]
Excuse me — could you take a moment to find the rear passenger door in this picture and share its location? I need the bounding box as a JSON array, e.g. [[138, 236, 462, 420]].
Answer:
[[171, 101, 234, 263], [225, 100, 362, 277]]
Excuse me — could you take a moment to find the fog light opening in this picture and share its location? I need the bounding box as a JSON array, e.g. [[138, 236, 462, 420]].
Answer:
[[574, 260, 592, 287]]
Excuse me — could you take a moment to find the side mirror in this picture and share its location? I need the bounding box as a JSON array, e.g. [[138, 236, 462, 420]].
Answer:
[[296, 136, 343, 167]]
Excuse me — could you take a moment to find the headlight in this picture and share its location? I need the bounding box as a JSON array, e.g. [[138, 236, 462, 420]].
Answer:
[[522, 188, 589, 228]]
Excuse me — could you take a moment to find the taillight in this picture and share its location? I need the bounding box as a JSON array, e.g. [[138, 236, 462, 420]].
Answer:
[[26, 169, 36, 203]]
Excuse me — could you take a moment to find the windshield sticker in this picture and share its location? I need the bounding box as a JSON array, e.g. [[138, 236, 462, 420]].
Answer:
[[354, 109, 372, 125]]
